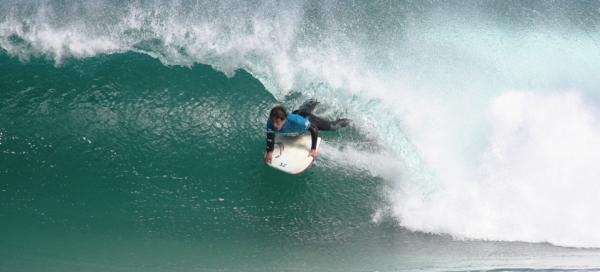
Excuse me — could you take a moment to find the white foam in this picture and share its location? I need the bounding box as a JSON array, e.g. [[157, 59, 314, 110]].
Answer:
[[386, 91, 600, 248]]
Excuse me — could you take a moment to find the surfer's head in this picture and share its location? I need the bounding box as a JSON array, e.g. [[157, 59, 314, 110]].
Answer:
[[270, 106, 287, 131]]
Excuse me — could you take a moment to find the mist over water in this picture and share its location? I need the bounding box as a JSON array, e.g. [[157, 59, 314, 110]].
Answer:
[[2, 0, 600, 255]]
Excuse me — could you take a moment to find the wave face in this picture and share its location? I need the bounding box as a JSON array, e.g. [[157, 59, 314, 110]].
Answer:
[[3, 0, 600, 250]]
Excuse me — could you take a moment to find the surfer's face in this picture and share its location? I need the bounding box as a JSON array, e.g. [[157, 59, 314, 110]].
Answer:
[[272, 118, 286, 131]]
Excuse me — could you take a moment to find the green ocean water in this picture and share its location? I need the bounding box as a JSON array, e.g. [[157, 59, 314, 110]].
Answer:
[[3, 0, 600, 271], [1, 51, 599, 272], [0, 52, 387, 271]]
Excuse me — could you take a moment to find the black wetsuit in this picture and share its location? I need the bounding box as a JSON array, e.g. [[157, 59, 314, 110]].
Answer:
[[266, 100, 350, 152], [265, 113, 320, 152]]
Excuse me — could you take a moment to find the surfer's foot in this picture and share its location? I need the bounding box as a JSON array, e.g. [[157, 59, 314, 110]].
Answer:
[[331, 118, 351, 129]]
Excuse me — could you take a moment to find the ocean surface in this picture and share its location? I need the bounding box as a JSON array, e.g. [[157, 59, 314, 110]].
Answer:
[[2, 1, 600, 271]]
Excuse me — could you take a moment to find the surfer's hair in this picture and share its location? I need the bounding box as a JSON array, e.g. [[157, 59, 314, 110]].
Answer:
[[270, 106, 287, 120]]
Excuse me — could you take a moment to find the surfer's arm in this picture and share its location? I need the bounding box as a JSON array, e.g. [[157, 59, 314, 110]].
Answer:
[[266, 132, 275, 152], [309, 125, 318, 150], [307, 125, 318, 159], [265, 132, 275, 164]]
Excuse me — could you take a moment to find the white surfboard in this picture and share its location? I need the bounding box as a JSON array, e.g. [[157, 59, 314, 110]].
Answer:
[[267, 134, 321, 175]]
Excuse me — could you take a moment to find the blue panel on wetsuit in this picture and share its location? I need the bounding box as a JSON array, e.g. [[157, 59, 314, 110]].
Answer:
[[266, 113, 311, 136]]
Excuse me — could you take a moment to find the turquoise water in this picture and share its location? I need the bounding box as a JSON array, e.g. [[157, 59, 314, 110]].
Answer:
[[2, 1, 600, 271]]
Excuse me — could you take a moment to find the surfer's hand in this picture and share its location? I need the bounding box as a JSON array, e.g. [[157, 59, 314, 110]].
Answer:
[[265, 151, 273, 164], [309, 149, 318, 159]]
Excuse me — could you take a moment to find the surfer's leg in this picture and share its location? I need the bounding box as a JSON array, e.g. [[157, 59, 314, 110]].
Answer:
[[307, 114, 351, 131], [293, 99, 320, 117], [331, 118, 351, 129], [307, 114, 331, 130], [297, 99, 320, 114], [293, 99, 351, 130]]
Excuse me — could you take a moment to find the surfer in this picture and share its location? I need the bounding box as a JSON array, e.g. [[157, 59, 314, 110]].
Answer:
[[264, 100, 350, 164]]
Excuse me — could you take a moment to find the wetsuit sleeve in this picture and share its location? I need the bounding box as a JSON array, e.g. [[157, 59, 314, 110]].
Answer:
[[266, 132, 275, 152], [309, 124, 318, 150]]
